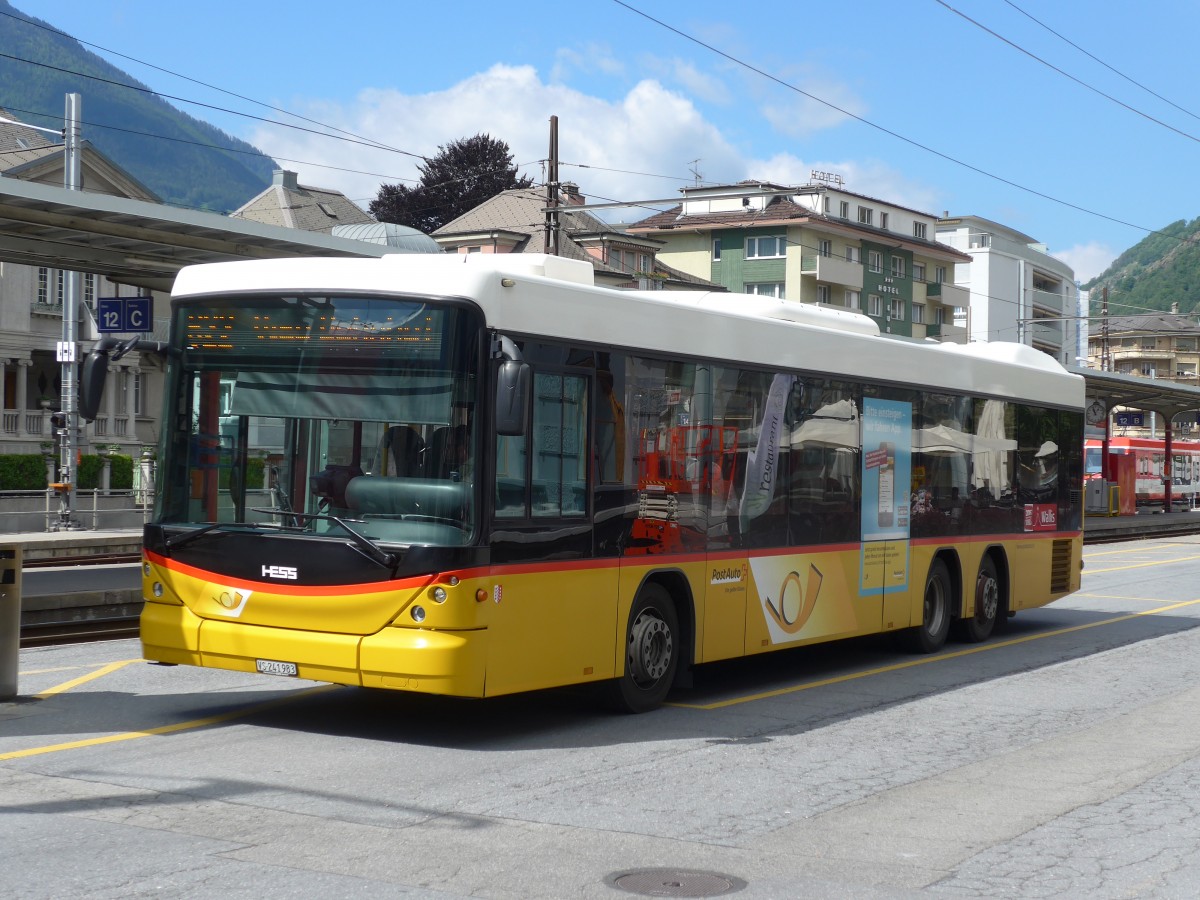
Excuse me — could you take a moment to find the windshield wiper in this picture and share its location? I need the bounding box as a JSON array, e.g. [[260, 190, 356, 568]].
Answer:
[[165, 521, 263, 552], [249, 508, 398, 569]]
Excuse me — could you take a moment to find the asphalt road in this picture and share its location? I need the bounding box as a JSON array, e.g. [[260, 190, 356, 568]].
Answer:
[[4, 535, 1200, 898]]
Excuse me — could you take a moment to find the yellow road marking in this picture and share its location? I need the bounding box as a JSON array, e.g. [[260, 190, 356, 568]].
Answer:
[[34, 659, 141, 698], [18, 666, 92, 676], [0, 684, 340, 761], [1083, 553, 1200, 574], [668, 597, 1200, 710]]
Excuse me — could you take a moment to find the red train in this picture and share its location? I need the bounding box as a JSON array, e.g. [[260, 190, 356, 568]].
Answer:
[[1086, 436, 1200, 505]]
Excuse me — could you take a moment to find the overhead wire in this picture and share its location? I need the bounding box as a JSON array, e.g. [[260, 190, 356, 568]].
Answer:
[[934, 0, 1200, 146]]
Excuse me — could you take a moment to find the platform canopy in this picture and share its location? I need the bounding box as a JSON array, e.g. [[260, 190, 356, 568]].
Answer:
[[0, 177, 398, 293], [1072, 366, 1200, 427]]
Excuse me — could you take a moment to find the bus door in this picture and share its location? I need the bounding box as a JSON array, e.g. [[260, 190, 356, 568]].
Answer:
[[489, 367, 620, 694]]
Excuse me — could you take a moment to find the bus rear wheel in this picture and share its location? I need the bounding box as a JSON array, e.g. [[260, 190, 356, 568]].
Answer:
[[954, 556, 1000, 643], [608, 584, 679, 713], [905, 559, 951, 653]]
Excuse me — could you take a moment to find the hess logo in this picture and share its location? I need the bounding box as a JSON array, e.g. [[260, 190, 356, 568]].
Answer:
[[262, 565, 298, 580]]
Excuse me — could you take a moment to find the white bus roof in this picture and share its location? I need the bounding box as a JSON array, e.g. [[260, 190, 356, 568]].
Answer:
[[171, 253, 1084, 409]]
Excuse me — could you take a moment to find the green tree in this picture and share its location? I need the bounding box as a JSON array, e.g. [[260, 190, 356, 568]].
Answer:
[[370, 134, 533, 234]]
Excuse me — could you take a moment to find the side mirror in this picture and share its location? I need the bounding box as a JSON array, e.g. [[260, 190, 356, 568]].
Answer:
[[79, 336, 170, 422], [495, 360, 529, 436], [79, 346, 110, 422]]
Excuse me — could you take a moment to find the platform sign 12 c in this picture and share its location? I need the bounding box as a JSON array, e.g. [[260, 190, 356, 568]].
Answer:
[[96, 296, 153, 333]]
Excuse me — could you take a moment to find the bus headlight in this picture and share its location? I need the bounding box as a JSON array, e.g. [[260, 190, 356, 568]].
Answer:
[[431, 586, 447, 603], [411, 605, 426, 623], [152, 582, 164, 598]]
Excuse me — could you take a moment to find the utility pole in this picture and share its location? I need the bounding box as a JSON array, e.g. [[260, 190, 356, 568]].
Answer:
[[544, 115, 559, 256], [55, 93, 83, 530], [1100, 286, 1111, 372]]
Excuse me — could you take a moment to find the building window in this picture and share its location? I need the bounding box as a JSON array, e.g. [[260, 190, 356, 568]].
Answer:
[[868, 250, 883, 273], [912, 303, 925, 324], [746, 282, 785, 298], [818, 239, 832, 258], [465, 245, 481, 253], [56, 270, 65, 307], [746, 235, 786, 259], [823, 196, 831, 214], [133, 372, 144, 416], [639, 253, 651, 273], [936, 307, 948, 325], [83, 273, 95, 308], [913, 262, 926, 283], [712, 238, 722, 261], [935, 266, 946, 284], [37, 267, 49, 304], [889, 298, 905, 321], [845, 289, 860, 310], [845, 246, 860, 263], [817, 284, 830, 304], [914, 222, 928, 240], [880, 212, 889, 230], [890, 256, 906, 278], [839, 200, 849, 218], [1176, 337, 1197, 351], [868, 294, 882, 316], [858, 207, 873, 226]]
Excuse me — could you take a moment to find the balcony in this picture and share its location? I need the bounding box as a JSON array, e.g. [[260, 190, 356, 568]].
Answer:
[[925, 322, 968, 344], [1031, 320, 1064, 346], [800, 254, 863, 289], [926, 281, 968, 308], [1029, 288, 1066, 315]]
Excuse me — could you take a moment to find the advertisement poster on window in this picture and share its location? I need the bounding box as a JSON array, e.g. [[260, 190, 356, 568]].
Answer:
[[861, 398, 912, 594]]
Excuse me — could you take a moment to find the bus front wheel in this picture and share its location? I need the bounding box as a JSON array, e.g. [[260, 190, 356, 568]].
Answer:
[[608, 584, 679, 713], [906, 559, 951, 653]]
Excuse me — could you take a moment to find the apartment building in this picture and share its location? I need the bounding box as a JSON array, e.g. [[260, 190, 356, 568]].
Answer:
[[627, 180, 970, 340], [936, 215, 1080, 364]]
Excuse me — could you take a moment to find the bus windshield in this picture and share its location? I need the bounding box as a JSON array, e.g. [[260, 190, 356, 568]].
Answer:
[[156, 293, 482, 547]]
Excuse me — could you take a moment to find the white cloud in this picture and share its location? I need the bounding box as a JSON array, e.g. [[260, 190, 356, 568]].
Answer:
[[667, 59, 731, 105], [761, 85, 865, 139], [1052, 242, 1116, 283], [551, 44, 625, 84], [248, 65, 746, 215]]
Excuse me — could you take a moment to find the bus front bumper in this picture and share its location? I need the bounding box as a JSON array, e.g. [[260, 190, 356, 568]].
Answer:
[[141, 601, 488, 697]]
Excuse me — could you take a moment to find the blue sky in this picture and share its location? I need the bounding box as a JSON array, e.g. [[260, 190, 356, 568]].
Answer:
[[17, 1, 1200, 281]]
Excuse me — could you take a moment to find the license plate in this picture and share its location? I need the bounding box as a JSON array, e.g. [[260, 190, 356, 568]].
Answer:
[[256, 658, 298, 677]]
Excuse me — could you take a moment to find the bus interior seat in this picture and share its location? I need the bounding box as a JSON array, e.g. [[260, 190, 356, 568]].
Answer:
[[382, 425, 425, 477], [345, 476, 468, 520], [426, 426, 452, 479], [309, 464, 363, 509]]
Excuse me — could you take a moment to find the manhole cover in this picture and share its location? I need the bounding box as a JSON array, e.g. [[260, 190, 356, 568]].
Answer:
[[607, 868, 746, 897]]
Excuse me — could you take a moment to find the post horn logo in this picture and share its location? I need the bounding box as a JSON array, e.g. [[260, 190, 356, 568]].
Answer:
[[764, 564, 824, 635]]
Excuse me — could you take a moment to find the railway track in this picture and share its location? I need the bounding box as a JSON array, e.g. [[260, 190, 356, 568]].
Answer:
[[20, 616, 141, 649]]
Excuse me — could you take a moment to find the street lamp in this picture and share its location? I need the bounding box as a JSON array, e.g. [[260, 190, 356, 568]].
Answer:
[[0, 96, 84, 529]]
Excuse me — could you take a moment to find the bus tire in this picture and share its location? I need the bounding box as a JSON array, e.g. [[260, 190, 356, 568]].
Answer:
[[954, 556, 999, 643], [608, 583, 679, 713], [905, 559, 951, 653]]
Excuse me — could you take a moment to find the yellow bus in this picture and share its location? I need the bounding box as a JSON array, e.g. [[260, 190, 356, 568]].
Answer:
[[82, 253, 1084, 712]]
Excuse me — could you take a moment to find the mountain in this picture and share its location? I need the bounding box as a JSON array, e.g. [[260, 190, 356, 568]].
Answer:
[[0, 1, 276, 212], [1084, 218, 1200, 316]]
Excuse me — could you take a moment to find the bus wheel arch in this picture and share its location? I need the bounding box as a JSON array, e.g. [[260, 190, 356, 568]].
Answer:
[[608, 573, 693, 713]]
